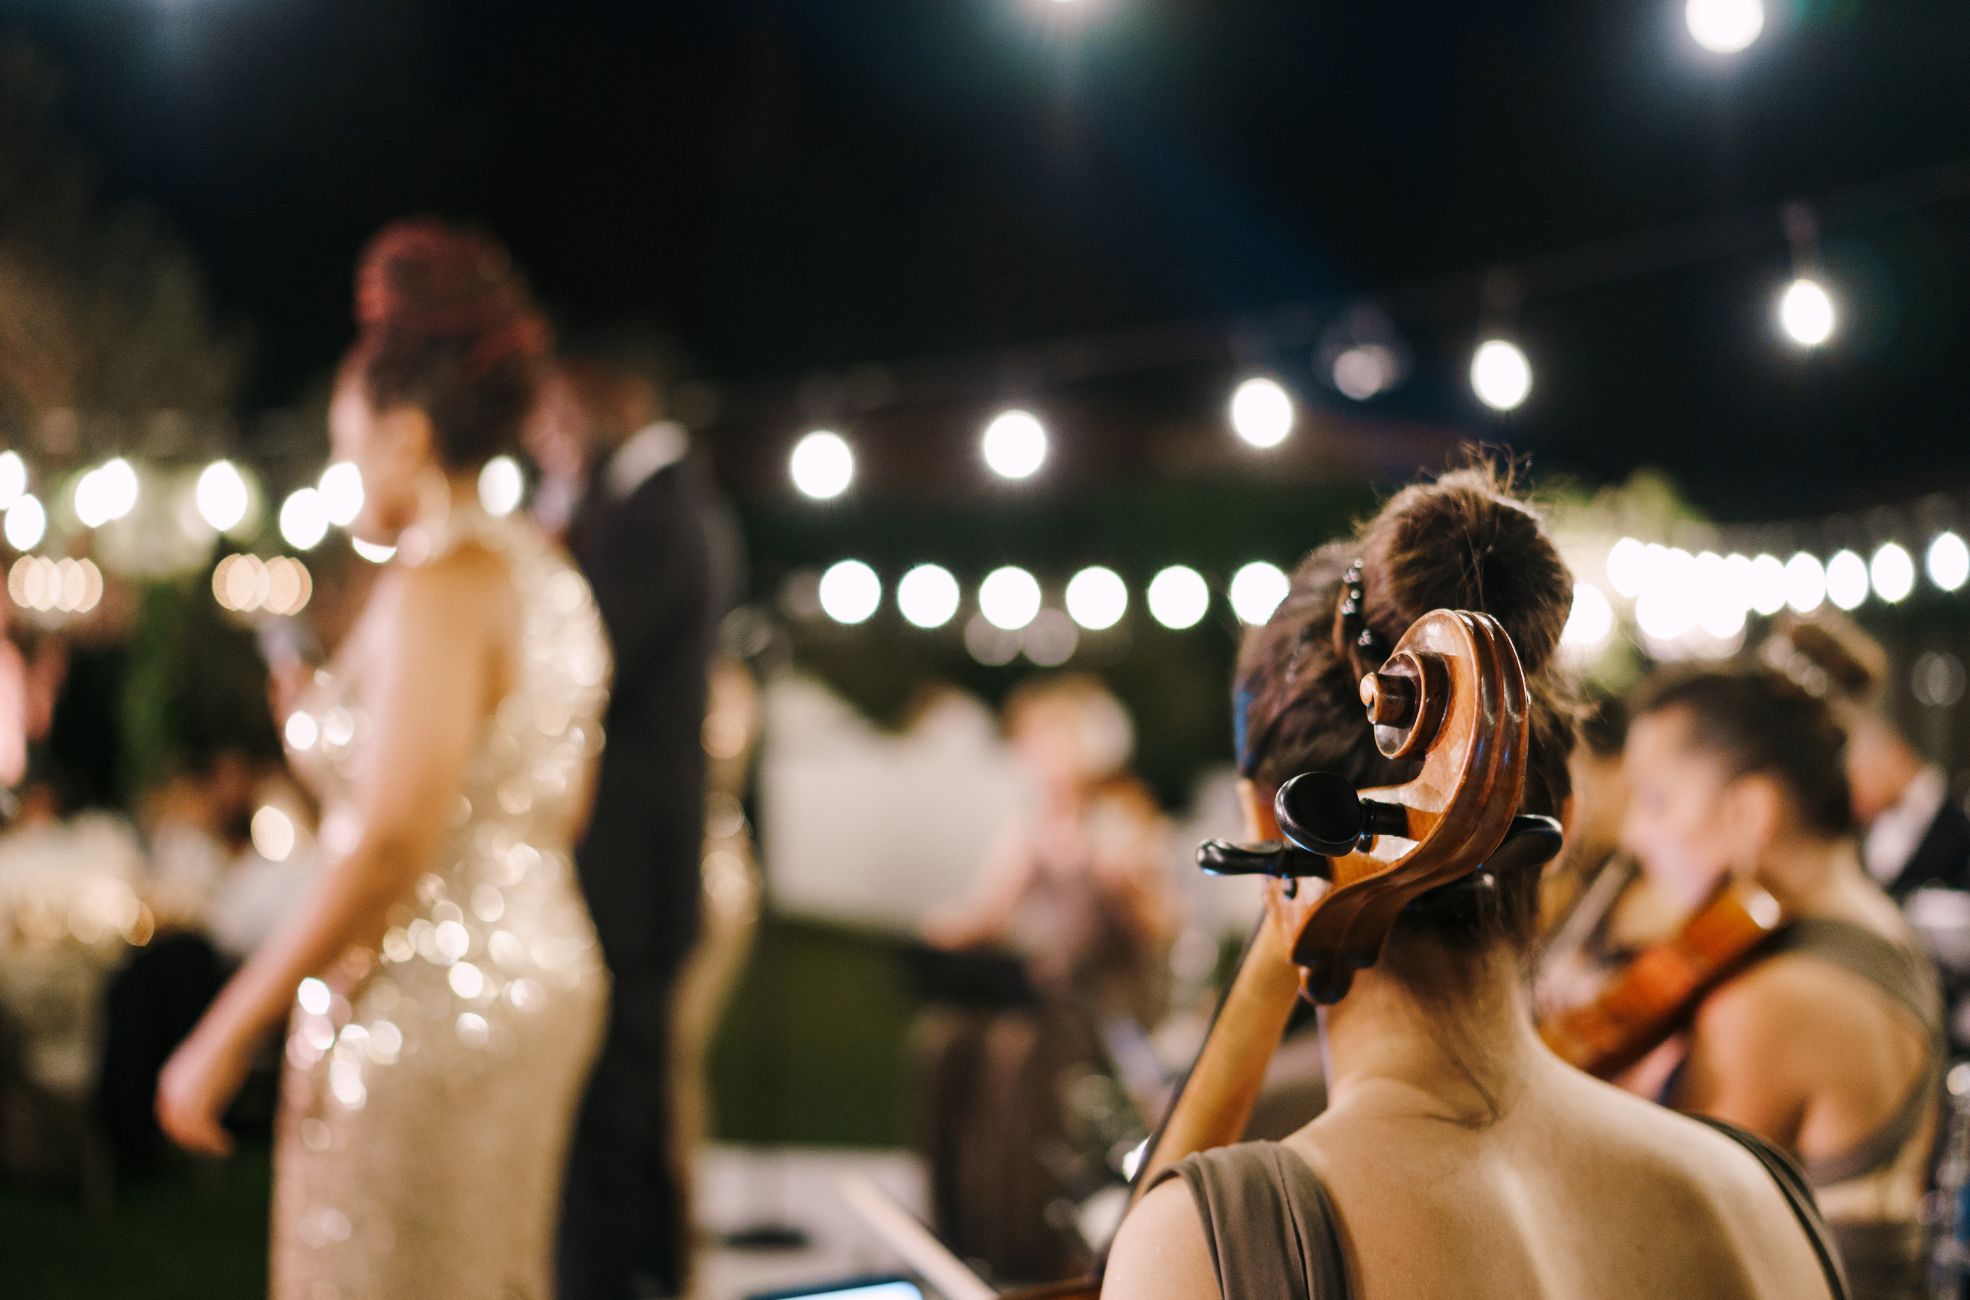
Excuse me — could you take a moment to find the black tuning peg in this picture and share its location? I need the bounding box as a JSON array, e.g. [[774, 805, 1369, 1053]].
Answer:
[[1196, 839, 1331, 881], [1273, 772, 1411, 857]]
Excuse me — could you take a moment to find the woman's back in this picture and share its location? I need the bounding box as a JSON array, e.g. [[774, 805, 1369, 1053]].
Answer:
[[1111, 1043, 1842, 1300]]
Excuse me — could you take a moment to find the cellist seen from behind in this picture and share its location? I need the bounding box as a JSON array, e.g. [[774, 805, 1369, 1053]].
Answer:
[[1104, 465, 1847, 1300]]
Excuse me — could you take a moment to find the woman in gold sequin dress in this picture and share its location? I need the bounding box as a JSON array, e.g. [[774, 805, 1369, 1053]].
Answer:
[[157, 221, 611, 1299]]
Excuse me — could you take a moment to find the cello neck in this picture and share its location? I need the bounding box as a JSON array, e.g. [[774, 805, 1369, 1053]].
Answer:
[[1124, 913, 1304, 1204]]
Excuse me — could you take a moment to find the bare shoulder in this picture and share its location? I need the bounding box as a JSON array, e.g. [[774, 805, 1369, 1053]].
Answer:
[[374, 543, 516, 626], [1694, 951, 1851, 1050], [1102, 1178, 1218, 1300]]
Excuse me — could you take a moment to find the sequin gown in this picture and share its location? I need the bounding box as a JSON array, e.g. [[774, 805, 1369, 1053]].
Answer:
[[273, 512, 611, 1300]]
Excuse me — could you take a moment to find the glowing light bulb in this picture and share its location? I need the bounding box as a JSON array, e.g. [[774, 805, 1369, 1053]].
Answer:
[[0, 451, 25, 510], [1748, 553, 1787, 616], [1147, 566, 1209, 630], [790, 430, 855, 501], [896, 563, 960, 629], [1065, 566, 1129, 632], [1562, 582, 1616, 656], [1870, 543, 1915, 604], [1470, 339, 1532, 412], [979, 566, 1042, 631], [1783, 552, 1826, 613], [319, 462, 365, 527], [280, 488, 330, 551], [1927, 532, 1970, 593], [1778, 277, 1836, 348], [4, 495, 47, 551], [1686, 0, 1764, 54], [478, 456, 524, 517], [1228, 561, 1289, 625], [1825, 549, 1868, 610], [818, 560, 882, 625], [981, 410, 1048, 481], [1229, 378, 1295, 449], [197, 460, 251, 533]]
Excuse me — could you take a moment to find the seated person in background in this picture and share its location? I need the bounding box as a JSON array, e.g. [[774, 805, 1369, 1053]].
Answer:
[[1621, 666, 1939, 1300], [918, 674, 1173, 1282], [1107, 465, 1846, 1300]]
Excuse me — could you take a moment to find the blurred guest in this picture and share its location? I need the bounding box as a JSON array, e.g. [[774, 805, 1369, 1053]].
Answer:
[[1622, 666, 1940, 1299], [917, 675, 1172, 1282], [156, 219, 612, 1299], [1766, 614, 1970, 899], [527, 355, 729, 1300]]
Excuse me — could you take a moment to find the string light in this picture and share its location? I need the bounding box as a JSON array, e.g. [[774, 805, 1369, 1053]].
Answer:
[[1869, 542, 1915, 604], [280, 488, 330, 551], [1783, 551, 1827, 613], [1747, 553, 1787, 615], [1825, 549, 1868, 610], [251, 806, 297, 863], [76, 457, 140, 528], [1562, 582, 1616, 657], [896, 563, 960, 629], [213, 554, 312, 617], [1777, 277, 1836, 348], [196, 460, 252, 533], [1929, 532, 1970, 593], [319, 462, 365, 528], [1229, 561, 1289, 625], [1065, 566, 1128, 632], [981, 410, 1048, 481], [1228, 378, 1295, 449], [478, 456, 524, 517], [978, 566, 1042, 631], [1330, 344, 1400, 402], [4, 495, 46, 551], [1147, 566, 1209, 630], [1686, 0, 1764, 54], [351, 537, 397, 565], [1023, 609, 1079, 667], [1470, 339, 1532, 412], [0, 451, 25, 510], [790, 431, 856, 501], [818, 559, 882, 625]]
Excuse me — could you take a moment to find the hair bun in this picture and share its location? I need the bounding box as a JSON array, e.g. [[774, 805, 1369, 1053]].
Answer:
[[354, 218, 546, 365], [1358, 465, 1573, 674]]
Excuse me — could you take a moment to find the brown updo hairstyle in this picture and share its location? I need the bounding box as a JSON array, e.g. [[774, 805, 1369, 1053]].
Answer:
[[1233, 461, 1579, 965], [347, 218, 549, 467]]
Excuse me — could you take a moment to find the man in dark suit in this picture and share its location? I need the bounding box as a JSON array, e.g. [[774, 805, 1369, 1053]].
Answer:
[[530, 357, 728, 1300]]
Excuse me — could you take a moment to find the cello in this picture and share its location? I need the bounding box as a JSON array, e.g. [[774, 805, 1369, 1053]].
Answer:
[[1001, 607, 1563, 1299]]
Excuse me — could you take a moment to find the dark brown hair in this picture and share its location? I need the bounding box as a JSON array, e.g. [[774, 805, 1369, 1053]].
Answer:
[[1631, 665, 1855, 839], [1233, 461, 1579, 958], [347, 218, 549, 468]]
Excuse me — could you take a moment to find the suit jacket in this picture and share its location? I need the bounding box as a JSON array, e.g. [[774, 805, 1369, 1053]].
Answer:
[[1885, 797, 1970, 902], [566, 441, 726, 978]]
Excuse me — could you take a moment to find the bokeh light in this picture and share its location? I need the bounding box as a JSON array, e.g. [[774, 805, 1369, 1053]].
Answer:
[[196, 460, 251, 533], [1783, 551, 1826, 613], [1927, 532, 1969, 593], [1870, 542, 1915, 604], [1825, 549, 1868, 610], [1562, 581, 1616, 657], [1065, 566, 1129, 631], [478, 456, 525, 517], [979, 566, 1042, 631], [1777, 277, 1836, 348], [790, 430, 856, 501], [319, 462, 365, 528], [981, 410, 1048, 481], [1229, 561, 1289, 625], [896, 563, 960, 629], [281, 488, 330, 551], [1228, 378, 1295, 449], [4, 494, 47, 551], [0, 451, 26, 510], [818, 559, 882, 625], [1470, 339, 1532, 412], [1147, 566, 1209, 630], [1686, 0, 1764, 54]]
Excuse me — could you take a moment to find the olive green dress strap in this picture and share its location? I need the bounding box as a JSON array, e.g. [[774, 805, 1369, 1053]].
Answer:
[[1149, 1141, 1349, 1300]]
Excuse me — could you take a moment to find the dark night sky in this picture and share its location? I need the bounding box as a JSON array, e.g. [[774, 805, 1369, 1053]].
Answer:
[[5, 0, 1970, 517]]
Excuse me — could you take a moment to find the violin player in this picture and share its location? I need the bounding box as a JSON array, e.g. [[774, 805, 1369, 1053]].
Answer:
[[1617, 666, 1940, 1300]]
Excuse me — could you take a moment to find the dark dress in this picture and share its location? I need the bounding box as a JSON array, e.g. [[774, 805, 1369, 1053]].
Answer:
[[1156, 1126, 1849, 1299]]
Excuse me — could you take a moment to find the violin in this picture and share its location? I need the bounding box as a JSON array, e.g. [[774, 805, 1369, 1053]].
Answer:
[[1002, 608, 1561, 1299], [1538, 876, 1785, 1080]]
